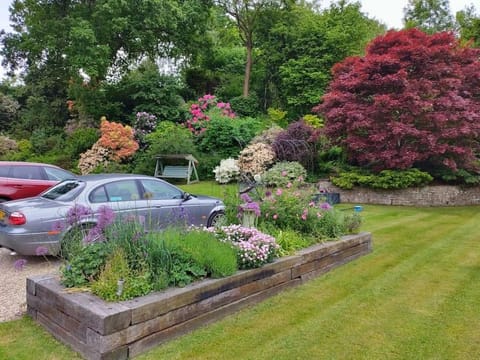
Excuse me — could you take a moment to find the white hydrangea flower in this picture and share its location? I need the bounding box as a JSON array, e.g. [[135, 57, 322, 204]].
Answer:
[[213, 158, 240, 184]]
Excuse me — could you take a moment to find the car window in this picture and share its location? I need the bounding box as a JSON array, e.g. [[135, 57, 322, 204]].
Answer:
[[11, 165, 44, 180], [0, 166, 10, 177], [42, 180, 84, 201], [90, 186, 108, 203], [104, 180, 141, 202], [141, 179, 183, 200], [44, 167, 74, 181]]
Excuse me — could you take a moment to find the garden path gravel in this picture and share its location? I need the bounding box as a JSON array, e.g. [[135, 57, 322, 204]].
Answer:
[[0, 248, 60, 322]]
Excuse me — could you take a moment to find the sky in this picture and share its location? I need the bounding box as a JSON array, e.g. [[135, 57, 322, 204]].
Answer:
[[0, 0, 477, 79]]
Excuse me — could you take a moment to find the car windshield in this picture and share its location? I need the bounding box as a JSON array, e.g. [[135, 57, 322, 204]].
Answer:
[[41, 179, 84, 201]]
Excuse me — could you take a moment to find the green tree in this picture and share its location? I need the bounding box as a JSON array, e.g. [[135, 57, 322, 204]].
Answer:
[[457, 5, 480, 47], [256, 0, 385, 119], [403, 0, 455, 33], [215, 0, 284, 97], [98, 60, 187, 124], [0, 91, 20, 132], [183, 7, 245, 100], [1, 0, 212, 129]]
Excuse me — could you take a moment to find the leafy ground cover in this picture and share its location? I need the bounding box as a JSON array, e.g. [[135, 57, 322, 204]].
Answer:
[[1, 204, 479, 359]]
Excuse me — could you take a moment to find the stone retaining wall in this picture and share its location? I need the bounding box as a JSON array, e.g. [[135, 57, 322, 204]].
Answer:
[[317, 181, 480, 206], [26, 232, 372, 360]]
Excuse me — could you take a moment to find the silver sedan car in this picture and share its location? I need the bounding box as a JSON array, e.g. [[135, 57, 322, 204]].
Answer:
[[0, 174, 225, 255]]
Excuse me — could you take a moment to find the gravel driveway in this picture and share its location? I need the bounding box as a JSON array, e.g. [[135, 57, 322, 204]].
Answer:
[[0, 248, 60, 322]]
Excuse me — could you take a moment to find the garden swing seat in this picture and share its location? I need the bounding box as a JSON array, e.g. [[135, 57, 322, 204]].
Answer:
[[154, 154, 199, 184]]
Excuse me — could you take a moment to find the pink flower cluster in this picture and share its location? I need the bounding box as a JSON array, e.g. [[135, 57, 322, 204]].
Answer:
[[207, 224, 278, 269], [184, 94, 235, 135]]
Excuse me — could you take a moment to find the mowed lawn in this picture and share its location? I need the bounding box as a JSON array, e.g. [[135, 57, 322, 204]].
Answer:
[[1, 203, 479, 360]]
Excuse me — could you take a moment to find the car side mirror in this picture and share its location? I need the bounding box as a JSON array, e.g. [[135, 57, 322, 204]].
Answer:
[[182, 192, 191, 201]]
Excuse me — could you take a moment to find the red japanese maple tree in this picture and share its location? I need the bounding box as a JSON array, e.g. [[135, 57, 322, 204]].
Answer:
[[314, 29, 480, 174]]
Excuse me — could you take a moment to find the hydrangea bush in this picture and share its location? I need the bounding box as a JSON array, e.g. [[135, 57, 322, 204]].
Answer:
[[237, 142, 276, 176], [213, 158, 240, 184]]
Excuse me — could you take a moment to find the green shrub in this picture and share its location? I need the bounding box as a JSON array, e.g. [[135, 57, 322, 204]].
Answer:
[[103, 217, 150, 271], [331, 168, 433, 189], [196, 114, 264, 158], [159, 227, 238, 279], [317, 145, 347, 178], [132, 121, 196, 175], [168, 249, 207, 287], [229, 95, 260, 117], [185, 229, 238, 277], [3, 139, 33, 161], [91, 247, 153, 301], [302, 114, 324, 128], [343, 212, 362, 234], [261, 226, 312, 256], [430, 168, 480, 186], [66, 127, 99, 159], [60, 242, 110, 288], [261, 161, 307, 187], [195, 152, 224, 180], [30, 128, 64, 155], [317, 209, 346, 239], [267, 107, 288, 128]]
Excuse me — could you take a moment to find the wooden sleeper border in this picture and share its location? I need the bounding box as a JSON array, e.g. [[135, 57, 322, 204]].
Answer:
[[27, 232, 372, 360]]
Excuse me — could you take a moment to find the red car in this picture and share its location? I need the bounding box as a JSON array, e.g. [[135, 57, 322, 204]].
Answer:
[[0, 161, 75, 202]]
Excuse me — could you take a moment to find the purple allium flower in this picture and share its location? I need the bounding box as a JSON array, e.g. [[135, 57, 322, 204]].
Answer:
[[51, 220, 65, 232], [66, 205, 93, 225], [320, 202, 332, 210], [96, 206, 115, 230], [35, 246, 49, 256], [240, 193, 252, 203], [243, 201, 261, 217], [14, 259, 27, 271], [83, 226, 103, 244], [265, 190, 272, 198]]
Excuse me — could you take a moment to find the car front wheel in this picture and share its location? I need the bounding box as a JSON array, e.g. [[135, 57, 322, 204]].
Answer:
[[207, 211, 225, 227]]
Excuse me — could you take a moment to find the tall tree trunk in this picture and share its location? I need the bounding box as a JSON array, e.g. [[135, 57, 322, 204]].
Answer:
[[243, 43, 252, 97]]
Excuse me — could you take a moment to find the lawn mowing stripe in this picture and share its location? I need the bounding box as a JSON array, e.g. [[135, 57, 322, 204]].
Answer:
[[237, 210, 480, 358], [288, 209, 480, 359], [137, 206, 480, 360], [138, 210, 446, 356]]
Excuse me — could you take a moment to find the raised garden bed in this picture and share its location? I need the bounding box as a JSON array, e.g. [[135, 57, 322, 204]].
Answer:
[[27, 232, 372, 360]]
